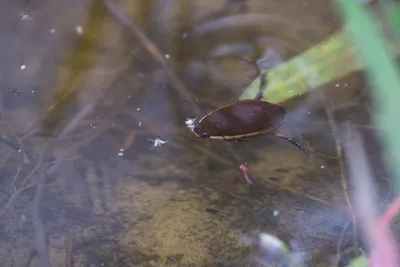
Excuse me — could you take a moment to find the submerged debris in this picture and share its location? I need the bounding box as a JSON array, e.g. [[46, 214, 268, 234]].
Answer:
[[185, 118, 197, 131], [148, 137, 167, 148]]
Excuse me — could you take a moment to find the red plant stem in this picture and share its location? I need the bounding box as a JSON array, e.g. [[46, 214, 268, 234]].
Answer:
[[370, 196, 400, 267]]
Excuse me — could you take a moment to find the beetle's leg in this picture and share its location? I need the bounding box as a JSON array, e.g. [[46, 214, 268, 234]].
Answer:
[[254, 72, 268, 100], [272, 132, 309, 155]]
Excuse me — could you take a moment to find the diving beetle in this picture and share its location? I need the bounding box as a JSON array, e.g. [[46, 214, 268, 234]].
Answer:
[[186, 73, 308, 155]]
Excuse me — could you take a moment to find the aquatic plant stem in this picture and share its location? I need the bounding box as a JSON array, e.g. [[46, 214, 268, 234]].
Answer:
[[321, 95, 358, 250], [336, 0, 400, 194]]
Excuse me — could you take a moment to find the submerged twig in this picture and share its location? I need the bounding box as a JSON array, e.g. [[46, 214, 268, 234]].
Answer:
[[31, 174, 52, 267], [319, 92, 358, 249], [100, 0, 201, 115], [0, 151, 46, 219]]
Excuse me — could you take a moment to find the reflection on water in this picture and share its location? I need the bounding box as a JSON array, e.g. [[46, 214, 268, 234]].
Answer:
[[0, 0, 393, 266]]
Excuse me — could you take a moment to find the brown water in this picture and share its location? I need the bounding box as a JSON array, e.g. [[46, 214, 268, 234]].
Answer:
[[0, 0, 394, 266]]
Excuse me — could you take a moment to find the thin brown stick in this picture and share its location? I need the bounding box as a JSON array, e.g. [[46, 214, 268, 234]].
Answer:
[[31, 174, 52, 267], [320, 93, 358, 249], [100, 0, 201, 115], [264, 177, 333, 205]]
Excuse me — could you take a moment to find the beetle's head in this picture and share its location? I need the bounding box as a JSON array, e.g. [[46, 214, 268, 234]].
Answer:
[[191, 121, 211, 139]]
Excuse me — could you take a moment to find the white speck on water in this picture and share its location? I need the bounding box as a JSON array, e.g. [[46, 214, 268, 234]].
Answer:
[[183, 32, 188, 39], [165, 54, 170, 59], [119, 148, 124, 152], [89, 124, 96, 128], [20, 13, 31, 21], [76, 25, 84, 35], [20, 64, 26, 70], [185, 118, 197, 130], [148, 137, 167, 148], [308, 111, 311, 115], [31, 89, 34, 93], [118, 152, 124, 156], [320, 165, 325, 169], [18, 149, 21, 153], [335, 84, 340, 87], [137, 108, 140, 111], [138, 121, 142, 126], [50, 28, 56, 34], [273, 210, 279, 216]]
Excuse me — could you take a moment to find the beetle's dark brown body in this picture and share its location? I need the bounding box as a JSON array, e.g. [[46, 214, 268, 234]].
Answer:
[[192, 100, 286, 140], [189, 72, 308, 155]]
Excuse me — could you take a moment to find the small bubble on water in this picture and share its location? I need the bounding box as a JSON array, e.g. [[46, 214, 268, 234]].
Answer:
[[31, 89, 34, 93], [308, 111, 311, 115], [138, 121, 142, 126], [89, 124, 96, 128], [320, 165, 325, 169], [335, 84, 340, 87], [76, 25, 84, 35], [118, 152, 124, 156], [273, 210, 279, 216], [20, 64, 26, 70], [120, 148, 124, 152], [137, 108, 140, 111], [50, 28, 56, 34], [165, 54, 170, 59]]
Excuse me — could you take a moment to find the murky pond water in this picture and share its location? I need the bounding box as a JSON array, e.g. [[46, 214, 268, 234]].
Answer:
[[0, 0, 394, 266]]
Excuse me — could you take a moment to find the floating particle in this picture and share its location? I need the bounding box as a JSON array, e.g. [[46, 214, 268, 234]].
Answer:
[[308, 111, 311, 115], [76, 26, 84, 35], [148, 137, 167, 148], [273, 210, 279, 216], [165, 54, 170, 59], [89, 124, 96, 128], [20, 64, 26, 70], [335, 84, 340, 87], [119, 148, 124, 152], [137, 108, 140, 111], [20, 13, 31, 21], [182, 32, 188, 39], [118, 152, 124, 156], [138, 121, 142, 127], [50, 28, 56, 34], [320, 165, 325, 169], [185, 118, 197, 130]]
